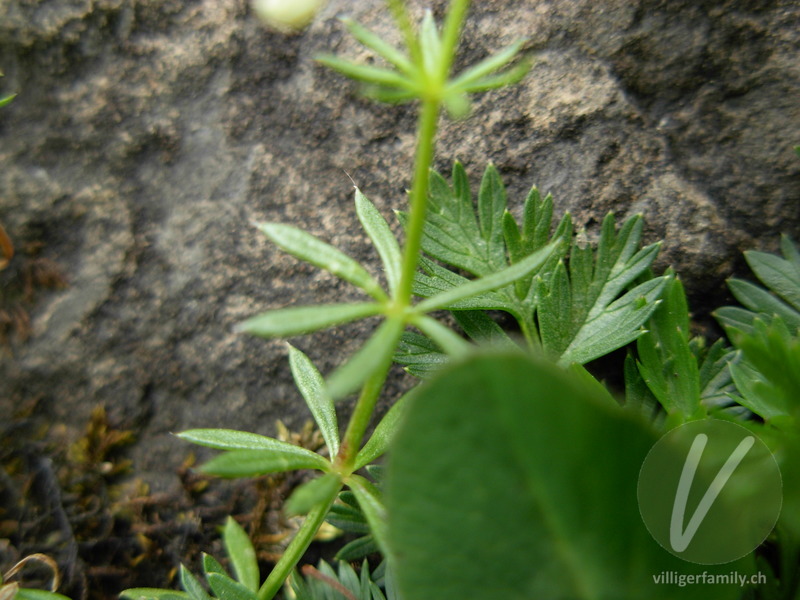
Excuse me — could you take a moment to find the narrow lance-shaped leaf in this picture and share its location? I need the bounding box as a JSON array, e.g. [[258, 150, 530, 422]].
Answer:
[[341, 17, 415, 75], [347, 474, 390, 556], [416, 241, 558, 312], [354, 393, 411, 470], [355, 189, 403, 296], [199, 448, 329, 478], [288, 345, 339, 456], [178, 428, 327, 459], [448, 38, 527, 90], [118, 590, 189, 600], [254, 222, 387, 301], [206, 573, 257, 600], [744, 248, 800, 312], [327, 317, 405, 400], [238, 302, 383, 338], [285, 472, 343, 517], [179, 566, 212, 600], [223, 517, 260, 593]]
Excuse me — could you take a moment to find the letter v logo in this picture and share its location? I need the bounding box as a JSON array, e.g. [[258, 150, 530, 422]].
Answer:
[[638, 420, 782, 564], [669, 433, 755, 552]]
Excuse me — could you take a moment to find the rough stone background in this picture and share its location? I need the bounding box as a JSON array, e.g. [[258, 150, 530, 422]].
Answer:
[[0, 0, 798, 592]]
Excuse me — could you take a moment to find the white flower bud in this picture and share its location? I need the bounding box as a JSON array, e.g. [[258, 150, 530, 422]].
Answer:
[[251, 0, 326, 32]]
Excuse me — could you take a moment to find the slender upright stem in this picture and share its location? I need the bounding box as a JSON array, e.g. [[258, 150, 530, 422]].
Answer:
[[337, 320, 402, 470], [257, 486, 340, 600], [396, 98, 440, 305]]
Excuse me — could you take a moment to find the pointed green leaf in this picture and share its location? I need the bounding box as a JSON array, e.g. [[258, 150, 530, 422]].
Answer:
[[477, 164, 508, 271], [559, 276, 667, 365], [238, 302, 382, 338], [335, 535, 379, 563], [411, 315, 471, 357], [203, 554, 227, 578], [635, 275, 701, 418], [416, 241, 557, 312], [206, 573, 257, 600], [327, 317, 405, 400], [199, 448, 329, 478], [727, 278, 800, 331], [744, 249, 800, 312], [419, 10, 442, 79], [178, 429, 327, 460], [0, 93, 16, 108], [254, 222, 386, 301], [347, 474, 389, 556], [451, 310, 517, 349], [315, 55, 416, 92], [285, 472, 343, 517], [393, 330, 449, 378], [456, 58, 533, 93], [355, 189, 402, 296], [341, 18, 415, 75], [179, 566, 211, 600], [223, 517, 259, 593], [354, 393, 410, 470], [288, 345, 339, 456], [449, 39, 527, 89]]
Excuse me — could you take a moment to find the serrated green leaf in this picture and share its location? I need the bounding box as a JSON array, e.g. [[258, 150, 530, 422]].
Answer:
[[119, 590, 189, 600], [728, 357, 789, 422], [355, 189, 402, 296], [326, 503, 370, 534], [415, 241, 558, 312], [635, 275, 701, 419], [223, 517, 259, 593], [727, 279, 800, 331], [288, 345, 339, 456], [477, 164, 509, 272], [327, 317, 405, 400], [744, 249, 800, 312], [347, 475, 389, 556], [393, 330, 449, 377], [200, 448, 329, 478], [412, 257, 512, 311], [254, 222, 386, 301], [238, 302, 383, 339], [451, 310, 517, 349], [206, 573, 257, 600], [178, 429, 328, 463], [354, 393, 410, 470], [335, 535, 379, 563], [559, 276, 667, 365], [285, 473, 343, 517], [179, 566, 212, 600]]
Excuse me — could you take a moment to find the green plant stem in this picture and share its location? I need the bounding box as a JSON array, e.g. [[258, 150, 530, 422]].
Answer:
[[257, 486, 340, 600], [337, 340, 398, 470], [396, 98, 440, 305]]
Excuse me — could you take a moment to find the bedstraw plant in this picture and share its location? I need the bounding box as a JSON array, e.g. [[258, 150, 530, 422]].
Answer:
[[116, 2, 799, 600]]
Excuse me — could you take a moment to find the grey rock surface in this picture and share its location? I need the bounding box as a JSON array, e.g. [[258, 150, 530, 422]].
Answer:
[[0, 0, 798, 491]]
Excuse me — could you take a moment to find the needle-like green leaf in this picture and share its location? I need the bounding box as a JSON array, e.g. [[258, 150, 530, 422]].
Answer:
[[327, 317, 405, 400], [238, 302, 382, 338], [254, 222, 386, 301], [355, 189, 403, 296]]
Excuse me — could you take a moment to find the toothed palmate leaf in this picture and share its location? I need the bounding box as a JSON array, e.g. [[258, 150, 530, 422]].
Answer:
[[405, 164, 664, 366]]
